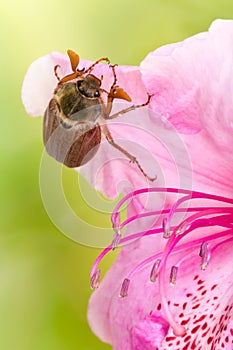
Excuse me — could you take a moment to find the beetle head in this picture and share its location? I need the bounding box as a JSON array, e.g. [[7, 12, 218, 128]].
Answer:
[[77, 74, 101, 99]]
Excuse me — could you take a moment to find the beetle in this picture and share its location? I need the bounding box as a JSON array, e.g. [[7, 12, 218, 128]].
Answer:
[[43, 49, 156, 181]]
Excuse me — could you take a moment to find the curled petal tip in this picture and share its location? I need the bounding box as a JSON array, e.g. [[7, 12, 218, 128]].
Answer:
[[22, 54, 58, 117]]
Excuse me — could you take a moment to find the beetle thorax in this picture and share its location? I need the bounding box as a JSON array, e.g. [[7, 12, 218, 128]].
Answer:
[[55, 79, 102, 125]]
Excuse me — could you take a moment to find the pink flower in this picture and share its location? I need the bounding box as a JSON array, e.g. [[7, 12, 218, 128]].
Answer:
[[87, 19, 233, 350], [21, 19, 233, 350]]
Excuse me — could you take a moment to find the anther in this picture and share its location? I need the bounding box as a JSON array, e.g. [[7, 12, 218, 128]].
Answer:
[[112, 211, 121, 232], [176, 221, 189, 236], [112, 211, 121, 250], [112, 232, 122, 250], [90, 268, 100, 290], [120, 278, 130, 298], [150, 259, 161, 282], [169, 266, 178, 286], [199, 241, 209, 270], [163, 218, 170, 238]]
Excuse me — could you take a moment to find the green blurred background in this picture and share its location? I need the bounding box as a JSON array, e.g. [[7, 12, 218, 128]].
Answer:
[[1, 1, 233, 349]]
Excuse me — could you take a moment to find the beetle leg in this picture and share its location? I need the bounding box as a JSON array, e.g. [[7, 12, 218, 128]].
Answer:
[[108, 65, 132, 102], [101, 65, 132, 117], [101, 122, 156, 181], [104, 94, 151, 120]]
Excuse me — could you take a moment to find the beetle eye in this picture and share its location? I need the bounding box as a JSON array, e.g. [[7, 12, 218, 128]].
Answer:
[[94, 91, 100, 97], [77, 80, 83, 88]]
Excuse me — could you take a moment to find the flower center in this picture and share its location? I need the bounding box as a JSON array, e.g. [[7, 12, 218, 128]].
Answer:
[[90, 188, 233, 337]]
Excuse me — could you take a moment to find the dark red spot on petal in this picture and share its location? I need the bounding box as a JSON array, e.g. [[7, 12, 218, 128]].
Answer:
[[182, 342, 190, 350], [202, 328, 210, 337], [181, 318, 190, 326], [197, 285, 204, 291], [201, 322, 208, 330], [193, 314, 206, 324], [184, 335, 191, 342], [211, 284, 218, 291], [219, 314, 224, 323], [191, 325, 200, 334], [165, 336, 176, 342], [201, 290, 207, 296], [197, 279, 204, 285], [212, 323, 217, 334]]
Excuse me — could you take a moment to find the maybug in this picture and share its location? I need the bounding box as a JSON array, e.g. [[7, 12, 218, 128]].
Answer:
[[43, 49, 156, 181]]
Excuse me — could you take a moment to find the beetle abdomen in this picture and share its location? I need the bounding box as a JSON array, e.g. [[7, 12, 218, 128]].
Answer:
[[63, 123, 101, 167]]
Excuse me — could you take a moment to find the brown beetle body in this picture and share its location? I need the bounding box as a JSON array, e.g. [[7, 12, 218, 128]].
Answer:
[[43, 50, 156, 180], [44, 76, 102, 167]]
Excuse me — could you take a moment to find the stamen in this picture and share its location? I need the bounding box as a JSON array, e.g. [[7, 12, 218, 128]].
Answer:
[[112, 211, 121, 234], [150, 259, 161, 282], [91, 187, 233, 337], [123, 230, 232, 284], [112, 232, 122, 250], [169, 266, 178, 286], [90, 268, 101, 290], [199, 242, 208, 258], [120, 278, 130, 298], [112, 211, 121, 250], [158, 245, 187, 336], [111, 188, 233, 224], [165, 194, 192, 235], [163, 218, 170, 238], [175, 221, 190, 235], [199, 241, 209, 270]]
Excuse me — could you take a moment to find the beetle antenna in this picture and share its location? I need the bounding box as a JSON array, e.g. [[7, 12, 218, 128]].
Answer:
[[54, 65, 61, 81], [109, 64, 118, 88], [85, 57, 111, 74]]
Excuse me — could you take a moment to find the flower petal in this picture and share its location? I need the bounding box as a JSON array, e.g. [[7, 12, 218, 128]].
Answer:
[[22, 53, 60, 116], [140, 19, 233, 141]]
